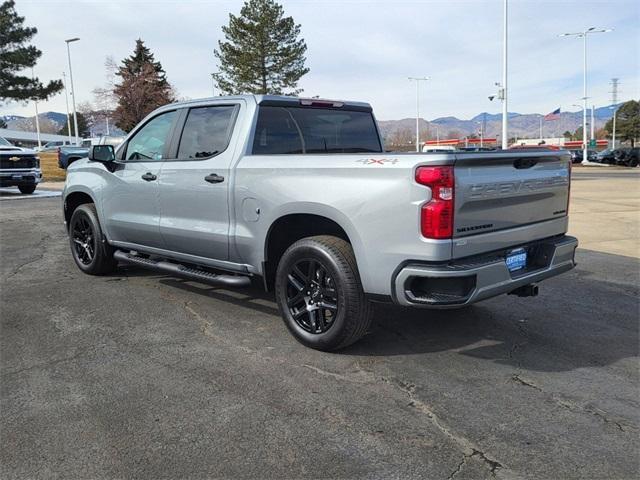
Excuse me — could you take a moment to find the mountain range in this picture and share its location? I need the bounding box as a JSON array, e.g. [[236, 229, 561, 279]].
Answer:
[[378, 104, 620, 142]]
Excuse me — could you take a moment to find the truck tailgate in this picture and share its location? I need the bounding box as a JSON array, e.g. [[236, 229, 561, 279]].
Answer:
[[452, 151, 570, 255]]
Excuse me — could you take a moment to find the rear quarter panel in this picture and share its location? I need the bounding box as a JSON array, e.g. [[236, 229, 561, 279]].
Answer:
[[231, 153, 455, 295]]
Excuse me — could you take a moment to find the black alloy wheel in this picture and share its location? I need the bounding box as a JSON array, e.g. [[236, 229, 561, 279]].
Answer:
[[68, 203, 117, 275], [275, 235, 372, 351], [71, 215, 95, 265], [286, 258, 338, 334]]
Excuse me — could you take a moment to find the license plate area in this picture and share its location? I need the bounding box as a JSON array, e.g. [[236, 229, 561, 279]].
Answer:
[[506, 248, 527, 272]]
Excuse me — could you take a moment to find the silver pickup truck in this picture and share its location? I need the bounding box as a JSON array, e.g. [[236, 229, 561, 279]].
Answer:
[[63, 95, 577, 350]]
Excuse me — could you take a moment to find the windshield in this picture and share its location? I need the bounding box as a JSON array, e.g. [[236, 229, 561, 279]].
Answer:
[[0, 137, 12, 146]]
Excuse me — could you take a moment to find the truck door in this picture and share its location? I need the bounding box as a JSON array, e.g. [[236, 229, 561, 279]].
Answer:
[[102, 110, 178, 249], [158, 103, 241, 261]]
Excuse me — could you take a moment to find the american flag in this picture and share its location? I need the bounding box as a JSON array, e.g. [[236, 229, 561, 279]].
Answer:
[[544, 108, 561, 121]]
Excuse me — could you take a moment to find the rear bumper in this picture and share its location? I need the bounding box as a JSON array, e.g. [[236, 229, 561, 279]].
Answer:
[[0, 169, 42, 187], [392, 235, 578, 308]]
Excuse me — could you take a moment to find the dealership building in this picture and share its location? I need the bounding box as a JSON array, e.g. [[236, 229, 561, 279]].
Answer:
[[1, 129, 72, 149]]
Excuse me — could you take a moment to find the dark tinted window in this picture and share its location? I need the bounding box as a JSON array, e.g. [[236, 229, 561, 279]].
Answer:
[[252, 106, 382, 155], [178, 105, 237, 159], [252, 107, 303, 154]]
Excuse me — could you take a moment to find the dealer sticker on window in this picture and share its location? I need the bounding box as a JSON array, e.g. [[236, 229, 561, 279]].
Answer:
[[506, 248, 527, 272]]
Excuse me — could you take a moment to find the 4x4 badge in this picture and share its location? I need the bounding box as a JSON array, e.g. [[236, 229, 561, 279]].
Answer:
[[356, 158, 398, 165]]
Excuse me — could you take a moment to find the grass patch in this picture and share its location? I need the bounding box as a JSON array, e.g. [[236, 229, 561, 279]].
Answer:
[[39, 152, 66, 182]]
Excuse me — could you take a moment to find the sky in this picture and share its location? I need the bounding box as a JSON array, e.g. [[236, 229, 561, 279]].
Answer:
[[3, 0, 639, 121]]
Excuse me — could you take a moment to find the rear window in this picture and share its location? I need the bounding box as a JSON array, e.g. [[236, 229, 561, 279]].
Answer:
[[252, 106, 382, 155], [178, 105, 237, 159]]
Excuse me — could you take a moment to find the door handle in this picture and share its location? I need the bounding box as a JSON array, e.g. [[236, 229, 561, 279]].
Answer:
[[141, 172, 157, 181], [205, 173, 225, 184]]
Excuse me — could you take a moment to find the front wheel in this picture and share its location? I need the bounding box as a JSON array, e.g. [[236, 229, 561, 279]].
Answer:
[[275, 235, 372, 351], [69, 203, 117, 275], [18, 184, 36, 194]]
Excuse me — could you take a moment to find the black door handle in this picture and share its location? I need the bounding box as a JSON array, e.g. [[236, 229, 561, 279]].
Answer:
[[141, 172, 157, 181], [205, 173, 225, 183]]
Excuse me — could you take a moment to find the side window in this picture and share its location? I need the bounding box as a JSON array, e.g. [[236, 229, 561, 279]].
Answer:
[[252, 106, 303, 155], [125, 110, 176, 161], [177, 106, 237, 159]]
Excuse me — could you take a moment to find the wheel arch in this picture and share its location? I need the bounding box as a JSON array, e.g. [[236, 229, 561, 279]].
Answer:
[[262, 210, 365, 291], [64, 190, 97, 231]]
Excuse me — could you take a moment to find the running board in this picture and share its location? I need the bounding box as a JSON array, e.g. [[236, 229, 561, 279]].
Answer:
[[113, 250, 251, 288]]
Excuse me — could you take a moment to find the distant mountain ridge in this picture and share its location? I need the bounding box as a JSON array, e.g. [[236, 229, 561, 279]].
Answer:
[[379, 103, 620, 141]]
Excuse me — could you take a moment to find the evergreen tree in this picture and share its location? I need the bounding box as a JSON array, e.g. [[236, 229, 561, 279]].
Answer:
[[58, 112, 89, 138], [113, 39, 175, 132], [214, 0, 309, 95], [605, 100, 640, 147], [0, 0, 62, 104]]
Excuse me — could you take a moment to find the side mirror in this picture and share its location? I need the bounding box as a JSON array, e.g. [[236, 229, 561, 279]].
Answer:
[[88, 145, 115, 163]]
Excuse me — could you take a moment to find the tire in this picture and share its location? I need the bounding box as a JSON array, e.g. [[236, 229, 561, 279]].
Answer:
[[18, 184, 36, 194], [275, 235, 372, 351], [69, 203, 117, 275]]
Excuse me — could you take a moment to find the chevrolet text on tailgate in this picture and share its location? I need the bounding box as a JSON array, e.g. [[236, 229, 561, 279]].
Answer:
[[62, 95, 578, 351]]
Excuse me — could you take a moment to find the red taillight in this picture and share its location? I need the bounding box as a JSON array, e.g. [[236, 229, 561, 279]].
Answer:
[[415, 166, 454, 239]]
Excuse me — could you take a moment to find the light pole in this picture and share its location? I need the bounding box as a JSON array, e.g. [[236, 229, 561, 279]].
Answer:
[[501, 0, 508, 150], [560, 27, 612, 164], [408, 76, 430, 152], [65, 37, 80, 145], [62, 71, 72, 144], [31, 68, 41, 149]]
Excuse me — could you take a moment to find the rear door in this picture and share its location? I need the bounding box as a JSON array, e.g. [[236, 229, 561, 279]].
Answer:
[[454, 151, 570, 236], [158, 102, 241, 260]]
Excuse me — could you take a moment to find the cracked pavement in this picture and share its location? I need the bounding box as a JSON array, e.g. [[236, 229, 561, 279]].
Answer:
[[1, 170, 639, 479]]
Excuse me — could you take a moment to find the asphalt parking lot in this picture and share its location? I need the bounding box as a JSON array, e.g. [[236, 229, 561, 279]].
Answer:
[[1, 168, 638, 479]]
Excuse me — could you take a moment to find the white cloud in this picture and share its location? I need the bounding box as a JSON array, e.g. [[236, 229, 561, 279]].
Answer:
[[3, 0, 638, 121]]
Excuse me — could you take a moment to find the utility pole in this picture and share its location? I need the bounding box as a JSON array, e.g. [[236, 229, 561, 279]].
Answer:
[[539, 117, 543, 143], [31, 68, 41, 149], [610, 78, 619, 149], [408, 77, 430, 152], [501, 0, 508, 150], [591, 105, 595, 145], [560, 27, 612, 164], [62, 72, 72, 144], [65, 37, 81, 145]]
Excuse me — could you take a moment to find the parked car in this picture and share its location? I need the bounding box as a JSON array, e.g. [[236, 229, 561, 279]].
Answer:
[[569, 149, 597, 163], [596, 148, 615, 164], [62, 95, 577, 351], [613, 148, 639, 167], [0, 136, 42, 194], [58, 136, 124, 169], [37, 140, 76, 152]]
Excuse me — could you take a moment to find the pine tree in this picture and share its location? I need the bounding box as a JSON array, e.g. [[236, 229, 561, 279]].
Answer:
[[113, 39, 175, 132], [58, 112, 89, 138], [605, 100, 640, 147], [0, 0, 62, 104], [214, 0, 309, 95]]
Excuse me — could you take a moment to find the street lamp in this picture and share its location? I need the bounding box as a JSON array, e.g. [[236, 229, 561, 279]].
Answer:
[[559, 27, 612, 164], [501, 0, 508, 150], [61, 72, 72, 144], [408, 76, 430, 152], [65, 37, 80, 145]]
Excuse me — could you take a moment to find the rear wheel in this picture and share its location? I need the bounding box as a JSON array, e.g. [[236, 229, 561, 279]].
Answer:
[[69, 203, 117, 275], [275, 235, 372, 351], [18, 185, 36, 194]]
